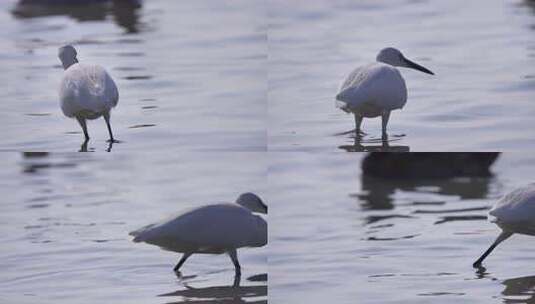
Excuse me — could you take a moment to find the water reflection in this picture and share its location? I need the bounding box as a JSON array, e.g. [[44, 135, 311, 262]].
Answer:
[[160, 273, 267, 304], [77, 139, 114, 152], [475, 269, 535, 304], [522, 0, 535, 15], [21, 151, 76, 174], [355, 153, 498, 231], [502, 275, 535, 304], [12, 0, 142, 33], [357, 175, 494, 212], [338, 137, 410, 152]]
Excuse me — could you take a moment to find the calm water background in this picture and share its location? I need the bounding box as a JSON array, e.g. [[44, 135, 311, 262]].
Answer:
[[0, 0, 266, 152], [0, 152, 267, 303], [269, 0, 535, 151], [269, 153, 535, 303]]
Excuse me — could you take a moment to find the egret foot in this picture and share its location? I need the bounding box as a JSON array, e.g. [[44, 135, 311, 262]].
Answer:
[[79, 139, 89, 152]]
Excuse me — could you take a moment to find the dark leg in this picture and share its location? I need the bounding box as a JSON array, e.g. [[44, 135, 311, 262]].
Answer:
[[354, 114, 364, 137], [232, 271, 242, 287], [174, 252, 193, 272], [228, 249, 241, 276], [79, 138, 89, 152], [381, 111, 390, 140], [473, 231, 513, 268], [103, 112, 116, 142], [76, 116, 89, 140]]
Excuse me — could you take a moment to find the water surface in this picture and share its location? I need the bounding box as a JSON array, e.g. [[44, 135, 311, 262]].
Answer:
[[0, 152, 267, 303], [269, 153, 535, 303], [0, 0, 266, 152], [268, 0, 535, 151]]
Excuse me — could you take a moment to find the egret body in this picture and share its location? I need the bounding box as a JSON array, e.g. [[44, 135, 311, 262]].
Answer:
[[58, 45, 119, 142], [336, 47, 433, 139], [129, 193, 267, 275]]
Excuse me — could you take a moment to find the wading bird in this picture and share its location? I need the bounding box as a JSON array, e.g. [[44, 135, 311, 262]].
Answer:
[[336, 47, 434, 139], [129, 193, 267, 276], [58, 45, 119, 142], [473, 184, 535, 267]]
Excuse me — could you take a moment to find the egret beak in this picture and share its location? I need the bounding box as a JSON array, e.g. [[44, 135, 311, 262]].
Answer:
[[259, 199, 268, 214], [403, 57, 434, 75]]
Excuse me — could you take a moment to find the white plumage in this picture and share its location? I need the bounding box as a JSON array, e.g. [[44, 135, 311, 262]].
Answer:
[[337, 64, 407, 116], [336, 47, 433, 139], [129, 192, 267, 275], [58, 45, 119, 142], [473, 184, 535, 267]]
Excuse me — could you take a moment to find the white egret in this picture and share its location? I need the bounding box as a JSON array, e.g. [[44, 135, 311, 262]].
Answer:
[[129, 193, 267, 275], [58, 45, 119, 142], [336, 47, 434, 139], [473, 184, 535, 267]]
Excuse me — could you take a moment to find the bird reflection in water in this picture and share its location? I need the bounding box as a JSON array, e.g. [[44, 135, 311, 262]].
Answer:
[[160, 273, 267, 304], [338, 135, 409, 152], [501, 275, 535, 303], [474, 270, 535, 304], [12, 0, 143, 34], [78, 139, 115, 152], [21, 152, 77, 174]]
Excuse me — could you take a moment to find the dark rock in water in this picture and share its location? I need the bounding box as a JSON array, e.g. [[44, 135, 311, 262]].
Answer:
[[361, 153, 500, 179]]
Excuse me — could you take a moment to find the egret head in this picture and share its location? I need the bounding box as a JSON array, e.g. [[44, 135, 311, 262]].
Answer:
[[58, 45, 79, 70], [236, 192, 267, 214], [376, 47, 434, 75]]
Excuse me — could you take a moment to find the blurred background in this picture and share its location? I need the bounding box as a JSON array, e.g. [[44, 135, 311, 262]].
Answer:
[[0, 0, 266, 152], [0, 152, 267, 303], [269, 152, 535, 304]]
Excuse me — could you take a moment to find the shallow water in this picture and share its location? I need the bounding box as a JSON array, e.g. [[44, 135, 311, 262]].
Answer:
[[268, 0, 535, 151], [0, 0, 266, 152], [269, 153, 535, 303], [0, 152, 267, 303]]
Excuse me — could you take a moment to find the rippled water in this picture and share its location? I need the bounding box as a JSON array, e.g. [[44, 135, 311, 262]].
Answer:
[[268, 0, 535, 151], [269, 153, 535, 303], [0, 152, 267, 303], [0, 0, 266, 152]]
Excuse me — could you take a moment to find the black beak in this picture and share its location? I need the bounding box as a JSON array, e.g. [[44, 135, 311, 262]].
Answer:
[[404, 57, 434, 75], [260, 200, 268, 214]]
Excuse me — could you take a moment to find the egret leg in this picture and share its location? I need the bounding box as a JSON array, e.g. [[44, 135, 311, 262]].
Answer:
[[381, 111, 390, 140], [354, 114, 364, 137], [174, 252, 193, 272], [228, 249, 241, 275], [103, 112, 116, 143], [79, 139, 89, 152], [473, 231, 513, 268], [232, 272, 242, 287], [76, 116, 89, 140]]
